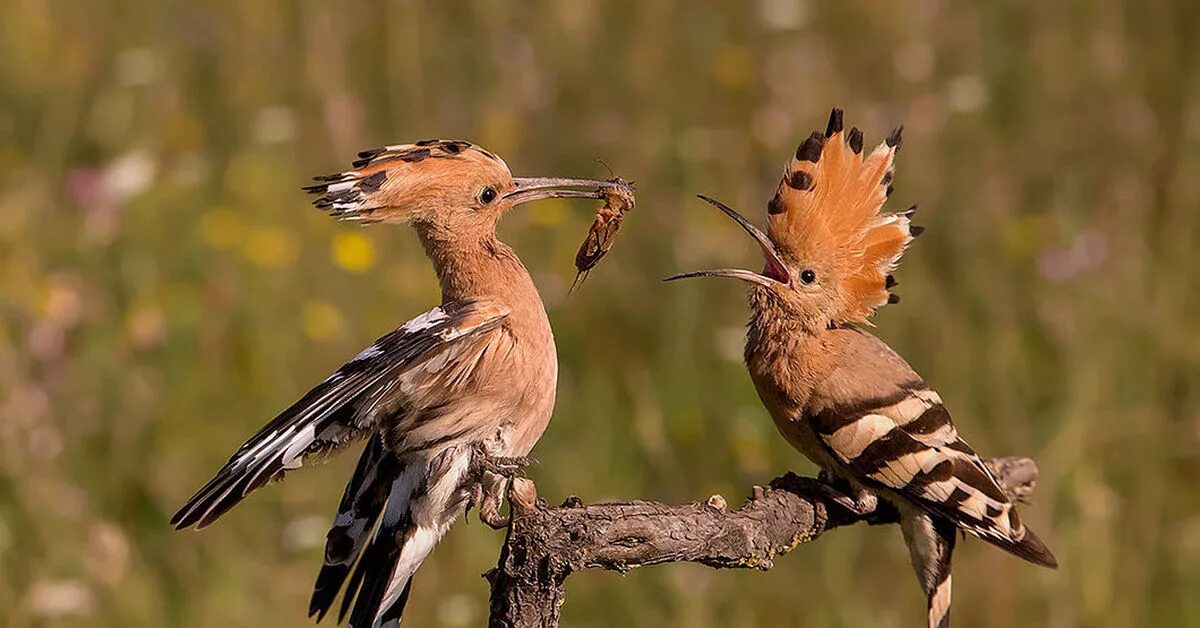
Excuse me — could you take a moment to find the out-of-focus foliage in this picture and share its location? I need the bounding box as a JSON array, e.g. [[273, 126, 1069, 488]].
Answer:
[[1, 1, 1199, 626]]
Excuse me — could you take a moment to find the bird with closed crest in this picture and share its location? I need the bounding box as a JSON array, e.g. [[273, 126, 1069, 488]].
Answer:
[[668, 109, 1056, 627], [171, 139, 633, 627]]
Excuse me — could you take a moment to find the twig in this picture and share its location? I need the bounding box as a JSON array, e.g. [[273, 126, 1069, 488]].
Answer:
[[484, 457, 1041, 627]]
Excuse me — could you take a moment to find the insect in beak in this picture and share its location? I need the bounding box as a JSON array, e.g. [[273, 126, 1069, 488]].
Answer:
[[571, 178, 636, 292], [664, 195, 791, 288]]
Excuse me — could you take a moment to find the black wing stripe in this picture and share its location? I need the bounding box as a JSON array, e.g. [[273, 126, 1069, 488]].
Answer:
[[812, 381, 935, 434], [853, 427, 930, 475], [902, 403, 953, 436]]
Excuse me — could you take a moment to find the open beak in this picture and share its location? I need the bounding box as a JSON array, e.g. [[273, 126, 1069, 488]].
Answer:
[[505, 177, 625, 205], [664, 195, 791, 288]]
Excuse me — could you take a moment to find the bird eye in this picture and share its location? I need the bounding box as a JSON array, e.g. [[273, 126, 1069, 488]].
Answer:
[[800, 269, 816, 284], [479, 186, 498, 204]]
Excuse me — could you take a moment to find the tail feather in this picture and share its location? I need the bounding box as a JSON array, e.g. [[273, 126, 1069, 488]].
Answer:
[[957, 498, 1058, 569], [310, 434, 401, 621], [926, 518, 955, 628], [345, 525, 435, 628], [977, 521, 1058, 569], [901, 511, 956, 628], [333, 444, 473, 627]]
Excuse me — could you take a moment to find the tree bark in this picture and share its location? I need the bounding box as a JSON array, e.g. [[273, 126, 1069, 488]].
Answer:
[[485, 457, 1041, 628]]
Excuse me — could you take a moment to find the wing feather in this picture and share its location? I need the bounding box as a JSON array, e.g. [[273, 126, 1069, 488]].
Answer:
[[170, 298, 510, 530], [813, 385, 1056, 568]]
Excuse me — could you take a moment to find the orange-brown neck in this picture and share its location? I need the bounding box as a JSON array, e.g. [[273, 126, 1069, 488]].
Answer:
[[745, 288, 838, 413], [416, 222, 545, 318]]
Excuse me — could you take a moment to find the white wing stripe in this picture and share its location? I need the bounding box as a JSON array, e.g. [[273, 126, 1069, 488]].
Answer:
[[826, 413, 896, 459]]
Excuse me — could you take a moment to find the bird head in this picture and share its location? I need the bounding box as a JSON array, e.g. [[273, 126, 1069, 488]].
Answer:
[[667, 109, 920, 330], [305, 140, 620, 238]]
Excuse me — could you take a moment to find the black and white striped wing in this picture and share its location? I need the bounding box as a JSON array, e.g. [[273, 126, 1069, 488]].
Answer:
[[812, 385, 1057, 567], [171, 298, 510, 530]]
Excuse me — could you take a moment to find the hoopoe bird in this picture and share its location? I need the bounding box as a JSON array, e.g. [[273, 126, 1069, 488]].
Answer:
[[171, 139, 630, 627], [668, 109, 1056, 627]]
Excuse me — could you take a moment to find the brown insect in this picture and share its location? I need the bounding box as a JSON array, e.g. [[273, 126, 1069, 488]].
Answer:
[[572, 177, 636, 291]]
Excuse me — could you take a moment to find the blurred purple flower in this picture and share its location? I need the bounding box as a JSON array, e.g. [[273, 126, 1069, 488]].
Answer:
[[1038, 230, 1109, 282]]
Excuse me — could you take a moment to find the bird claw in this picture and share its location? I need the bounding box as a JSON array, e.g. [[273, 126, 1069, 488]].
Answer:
[[471, 445, 537, 479], [466, 445, 538, 529], [465, 472, 511, 530], [479, 498, 509, 530], [851, 490, 878, 515], [465, 482, 485, 518], [491, 455, 537, 477], [816, 471, 878, 516]]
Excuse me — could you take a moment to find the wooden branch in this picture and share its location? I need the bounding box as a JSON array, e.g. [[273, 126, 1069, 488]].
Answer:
[[485, 457, 1040, 628]]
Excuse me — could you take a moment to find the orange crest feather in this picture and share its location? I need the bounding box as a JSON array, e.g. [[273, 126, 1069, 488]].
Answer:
[[303, 140, 510, 222], [767, 109, 919, 324]]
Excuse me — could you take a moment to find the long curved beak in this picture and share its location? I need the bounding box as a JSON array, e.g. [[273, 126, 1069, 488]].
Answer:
[[506, 177, 626, 205], [664, 195, 791, 288]]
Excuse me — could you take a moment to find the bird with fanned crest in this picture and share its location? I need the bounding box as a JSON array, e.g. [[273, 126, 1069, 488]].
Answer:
[[668, 109, 1057, 627]]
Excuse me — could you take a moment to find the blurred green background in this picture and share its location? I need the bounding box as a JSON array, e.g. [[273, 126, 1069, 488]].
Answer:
[[2, 1, 1199, 626]]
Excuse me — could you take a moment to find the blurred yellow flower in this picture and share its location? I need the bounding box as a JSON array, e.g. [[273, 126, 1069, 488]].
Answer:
[[126, 303, 166, 349], [199, 208, 243, 249], [332, 232, 377, 273], [241, 226, 298, 268], [302, 301, 344, 341]]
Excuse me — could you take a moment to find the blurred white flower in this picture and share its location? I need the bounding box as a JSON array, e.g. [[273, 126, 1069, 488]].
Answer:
[[283, 514, 328, 552], [255, 106, 298, 144], [102, 151, 157, 203], [758, 0, 809, 30], [28, 580, 95, 618], [115, 48, 162, 87], [947, 75, 989, 113]]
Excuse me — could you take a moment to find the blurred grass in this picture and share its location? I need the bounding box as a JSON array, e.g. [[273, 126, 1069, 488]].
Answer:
[[1, 1, 1199, 626]]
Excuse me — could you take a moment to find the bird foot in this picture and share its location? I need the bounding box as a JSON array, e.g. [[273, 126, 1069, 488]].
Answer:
[[466, 446, 539, 529], [850, 489, 878, 515], [464, 473, 512, 530], [470, 443, 537, 479], [816, 471, 878, 516], [478, 494, 509, 530]]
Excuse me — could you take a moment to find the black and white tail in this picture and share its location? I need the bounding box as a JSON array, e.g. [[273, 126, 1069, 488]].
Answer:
[[312, 443, 474, 627], [309, 434, 399, 621], [901, 510, 957, 628]]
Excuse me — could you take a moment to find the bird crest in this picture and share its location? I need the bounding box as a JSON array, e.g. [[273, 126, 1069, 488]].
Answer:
[[303, 139, 511, 222], [766, 109, 921, 324]]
